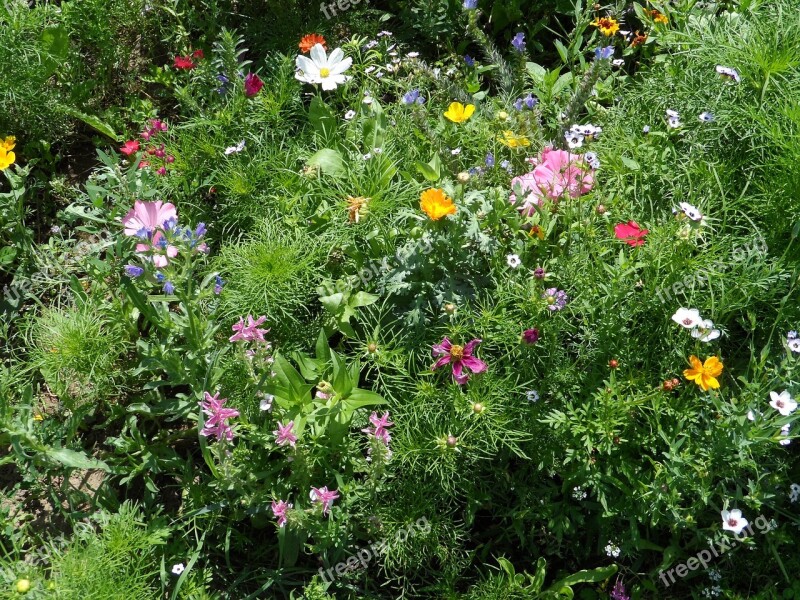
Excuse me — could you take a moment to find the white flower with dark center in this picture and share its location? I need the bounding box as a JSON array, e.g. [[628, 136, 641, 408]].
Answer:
[[789, 483, 800, 503], [769, 390, 797, 416], [780, 423, 791, 445], [584, 151, 600, 169], [672, 307, 703, 329], [451, 148, 461, 155], [679, 202, 703, 221], [364, 66, 376, 74], [362, 96, 374, 105], [344, 110, 356, 120], [171, 563, 185, 576], [295, 44, 352, 90], [668, 115, 682, 128], [224, 140, 245, 155], [362, 153, 372, 160], [692, 319, 721, 342], [526, 390, 540, 402], [565, 130, 584, 149], [612, 59, 625, 67], [699, 112, 715, 123], [506, 254, 521, 268], [721, 509, 748, 534], [716, 65, 741, 83], [788, 333, 800, 353]]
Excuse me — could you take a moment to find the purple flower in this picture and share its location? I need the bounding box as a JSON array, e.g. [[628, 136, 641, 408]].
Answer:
[[610, 578, 630, 600], [511, 32, 526, 53], [543, 288, 568, 311], [524, 94, 538, 109], [522, 328, 539, 344], [310, 486, 340, 516], [402, 89, 422, 105], [362, 411, 393, 445], [163, 281, 175, 294], [533, 267, 546, 279], [195, 222, 207, 237], [464, 54, 475, 67], [594, 46, 615, 61], [244, 72, 264, 97], [125, 264, 144, 277], [432, 337, 488, 385], [229, 315, 270, 343], [514, 98, 524, 111], [463, 0, 478, 8], [271, 499, 291, 527], [485, 153, 495, 167], [214, 275, 224, 295], [273, 421, 298, 447], [198, 391, 240, 441]]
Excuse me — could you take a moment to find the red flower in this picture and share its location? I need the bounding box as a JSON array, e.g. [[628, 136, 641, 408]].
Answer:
[[120, 140, 140, 156], [299, 34, 327, 53], [191, 49, 205, 60], [614, 221, 649, 246], [173, 55, 197, 70], [244, 73, 264, 97], [137, 160, 150, 169]]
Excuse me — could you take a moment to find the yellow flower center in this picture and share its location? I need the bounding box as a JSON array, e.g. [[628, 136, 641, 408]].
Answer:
[[320, 68, 330, 77], [450, 345, 465, 360], [546, 295, 556, 304]]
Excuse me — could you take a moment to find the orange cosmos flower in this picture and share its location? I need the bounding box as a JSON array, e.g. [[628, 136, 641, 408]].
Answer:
[[650, 9, 668, 24], [420, 188, 456, 220], [683, 355, 723, 391], [299, 34, 327, 53]]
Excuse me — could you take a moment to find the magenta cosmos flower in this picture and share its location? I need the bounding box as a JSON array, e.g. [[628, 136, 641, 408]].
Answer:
[[432, 337, 488, 385], [122, 200, 179, 268], [244, 73, 264, 97], [271, 499, 291, 527], [310, 486, 339, 516], [510, 148, 594, 216], [229, 314, 270, 343], [198, 391, 240, 441]]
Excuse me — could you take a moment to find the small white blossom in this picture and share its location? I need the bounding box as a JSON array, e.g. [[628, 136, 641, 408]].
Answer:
[[769, 390, 797, 416], [344, 110, 356, 120], [716, 65, 741, 83], [692, 319, 721, 342], [612, 59, 625, 67], [672, 307, 703, 329], [506, 254, 521, 268], [224, 140, 246, 155], [572, 486, 587, 500], [721, 508, 748, 535], [362, 153, 372, 160], [789, 483, 800, 503], [604, 541, 621, 558], [526, 390, 540, 403], [259, 393, 274, 411], [171, 563, 185, 575], [451, 147, 461, 155], [780, 423, 791, 445], [678, 201, 703, 222], [699, 111, 715, 123], [407, 52, 419, 58], [565, 130, 584, 149]]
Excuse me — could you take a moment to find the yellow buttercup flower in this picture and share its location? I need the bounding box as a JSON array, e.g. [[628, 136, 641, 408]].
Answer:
[[420, 188, 456, 220], [498, 130, 531, 148], [1, 136, 15, 152], [0, 148, 15, 171], [443, 102, 475, 124], [683, 355, 723, 391], [591, 16, 620, 37]]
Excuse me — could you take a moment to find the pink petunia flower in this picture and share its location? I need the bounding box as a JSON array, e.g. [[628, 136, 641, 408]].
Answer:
[[432, 337, 487, 385], [510, 148, 594, 216], [229, 315, 270, 343], [244, 73, 264, 97], [198, 391, 240, 441], [310, 486, 340, 516], [614, 221, 648, 246], [120, 140, 140, 156], [271, 499, 291, 527], [121, 200, 180, 267], [273, 421, 298, 447]]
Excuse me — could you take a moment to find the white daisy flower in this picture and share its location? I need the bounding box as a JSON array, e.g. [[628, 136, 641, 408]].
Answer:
[[344, 110, 356, 120], [672, 307, 703, 329], [224, 140, 245, 155], [295, 44, 352, 91], [721, 508, 748, 535], [691, 319, 721, 342], [506, 254, 521, 268], [769, 390, 797, 416], [171, 563, 185, 575]]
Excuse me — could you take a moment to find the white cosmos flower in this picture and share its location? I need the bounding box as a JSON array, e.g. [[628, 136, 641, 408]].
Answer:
[[721, 509, 748, 535], [224, 140, 245, 155], [692, 319, 721, 342], [679, 202, 703, 221], [672, 307, 703, 329], [171, 563, 185, 575], [506, 254, 521, 268], [295, 43, 352, 91], [769, 390, 797, 416]]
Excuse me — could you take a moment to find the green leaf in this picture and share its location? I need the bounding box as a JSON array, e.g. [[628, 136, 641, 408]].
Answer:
[[330, 350, 353, 398], [550, 565, 617, 589], [416, 153, 442, 182], [62, 108, 120, 141], [526, 62, 547, 84], [319, 292, 345, 313], [40, 26, 69, 78], [351, 291, 379, 308], [621, 156, 641, 171], [45, 447, 111, 472], [0, 246, 17, 267], [343, 388, 386, 410], [306, 149, 345, 178], [309, 96, 336, 136]]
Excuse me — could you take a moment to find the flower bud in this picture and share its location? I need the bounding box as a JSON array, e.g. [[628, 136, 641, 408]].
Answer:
[[444, 302, 456, 314], [446, 435, 458, 448], [15, 579, 31, 593], [608, 359, 619, 369], [472, 402, 484, 414], [457, 171, 470, 184], [367, 342, 378, 354], [596, 204, 606, 215]]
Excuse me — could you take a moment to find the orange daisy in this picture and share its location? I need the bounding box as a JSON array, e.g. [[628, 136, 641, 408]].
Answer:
[[683, 355, 723, 391], [299, 34, 327, 54], [420, 188, 456, 220]]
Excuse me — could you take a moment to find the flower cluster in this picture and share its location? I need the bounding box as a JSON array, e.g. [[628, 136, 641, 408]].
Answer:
[[510, 148, 594, 216], [199, 391, 240, 441], [120, 119, 175, 176], [672, 307, 721, 342]]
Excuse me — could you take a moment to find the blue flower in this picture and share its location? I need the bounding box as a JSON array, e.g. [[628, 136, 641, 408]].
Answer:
[[214, 275, 225, 295], [402, 89, 421, 105], [135, 227, 151, 240], [513, 98, 523, 111], [524, 94, 538, 109], [463, 0, 478, 9], [511, 32, 526, 53], [485, 153, 495, 168], [594, 46, 615, 61], [195, 222, 207, 237], [163, 281, 175, 295], [162, 216, 178, 231], [124, 264, 144, 277], [155, 272, 165, 282], [464, 54, 475, 67]]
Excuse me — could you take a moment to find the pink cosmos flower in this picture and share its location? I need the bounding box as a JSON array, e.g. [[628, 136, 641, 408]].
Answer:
[[432, 337, 488, 385], [510, 148, 594, 216], [244, 73, 264, 97], [361, 411, 393, 445], [121, 200, 179, 267], [198, 391, 240, 441], [229, 315, 270, 343], [273, 421, 298, 447], [614, 221, 648, 246], [271, 499, 291, 527], [310, 486, 339, 516], [120, 140, 140, 156]]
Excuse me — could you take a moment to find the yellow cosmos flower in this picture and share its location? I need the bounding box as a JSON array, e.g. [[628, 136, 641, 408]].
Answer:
[[1, 136, 15, 152], [498, 130, 531, 148], [420, 188, 456, 220], [683, 355, 723, 391], [0, 149, 15, 171], [444, 102, 475, 124], [591, 16, 620, 37]]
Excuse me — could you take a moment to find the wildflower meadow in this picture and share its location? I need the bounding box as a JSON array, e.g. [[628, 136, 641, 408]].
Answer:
[[2, 0, 800, 598]]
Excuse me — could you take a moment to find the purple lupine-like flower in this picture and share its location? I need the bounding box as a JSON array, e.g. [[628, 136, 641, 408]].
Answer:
[[522, 328, 539, 344], [273, 421, 298, 447], [594, 46, 615, 61], [163, 281, 175, 294], [198, 391, 240, 441], [464, 54, 475, 67], [511, 32, 526, 53], [610, 578, 630, 600], [543, 288, 568, 311], [310, 486, 340, 516], [125, 264, 144, 277]]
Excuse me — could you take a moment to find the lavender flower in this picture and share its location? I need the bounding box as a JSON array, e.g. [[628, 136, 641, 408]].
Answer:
[[524, 94, 538, 109], [610, 578, 630, 600], [511, 32, 526, 53], [594, 46, 615, 61], [163, 281, 175, 294], [463, 0, 478, 8], [214, 275, 224, 295], [485, 153, 495, 168], [543, 288, 568, 311], [464, 54, 475, 67], [125, 264, 144, 277], [402, 89, 425, 105]]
